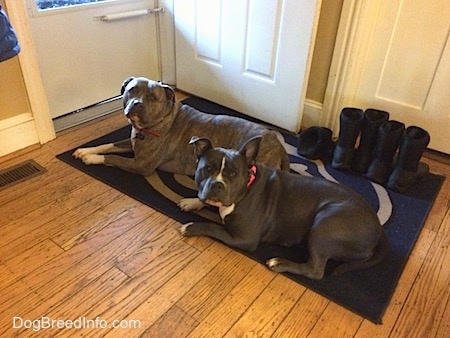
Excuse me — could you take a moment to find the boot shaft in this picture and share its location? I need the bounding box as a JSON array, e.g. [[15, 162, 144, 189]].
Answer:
[[336, 108, 364, 147], [353, 109, 390, 173], [396, 126, 430, 171], [373, 121, 405, 162], [358, 109, 390, 150]]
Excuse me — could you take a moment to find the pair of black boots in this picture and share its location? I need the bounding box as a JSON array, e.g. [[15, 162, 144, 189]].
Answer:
[[331, 107, 430, 193]]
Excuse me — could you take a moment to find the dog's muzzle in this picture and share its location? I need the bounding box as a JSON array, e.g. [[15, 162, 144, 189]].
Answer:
[[124, 98, 144, 117]]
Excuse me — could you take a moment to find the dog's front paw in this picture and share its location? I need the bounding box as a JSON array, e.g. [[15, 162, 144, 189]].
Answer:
[[266, 257, 290, 273], [80, 154, 105, 165], [73, 147, 95, 159], [178, 198, 205, 212], [179, 222, 194, 236]]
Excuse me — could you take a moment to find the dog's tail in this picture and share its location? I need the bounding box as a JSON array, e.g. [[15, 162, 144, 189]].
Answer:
[[332, 230, 388, 276]]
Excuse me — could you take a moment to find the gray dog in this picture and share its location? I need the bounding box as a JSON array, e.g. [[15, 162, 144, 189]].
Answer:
[[180, 136, 388, 280], [73, 77, 290, 178]]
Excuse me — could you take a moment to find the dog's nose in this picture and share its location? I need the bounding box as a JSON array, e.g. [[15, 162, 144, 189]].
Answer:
[[125, 99, 144, 116], [130, 101, 144, 114], [211, 181, 225, 192]]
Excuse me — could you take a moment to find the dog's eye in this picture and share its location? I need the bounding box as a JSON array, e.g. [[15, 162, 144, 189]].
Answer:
[[205, 166, 212, 173], [229, 170, 237, 178]]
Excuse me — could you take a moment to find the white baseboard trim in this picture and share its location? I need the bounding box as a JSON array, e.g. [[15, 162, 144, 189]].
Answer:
[[302, 99, 324, 130], [0, 114, 40, 157]]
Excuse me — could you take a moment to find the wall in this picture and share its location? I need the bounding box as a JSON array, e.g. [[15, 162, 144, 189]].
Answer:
[[306, 0, 344, 104], [0, 0, 31, 121]]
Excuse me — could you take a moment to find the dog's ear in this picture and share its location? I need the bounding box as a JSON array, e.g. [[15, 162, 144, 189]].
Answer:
[[162, 84, 175, 110], [189, 136, 213, 158], [121, 77, 135, 95], [240, 136, 261, 166], [162, 85, 175, 103]]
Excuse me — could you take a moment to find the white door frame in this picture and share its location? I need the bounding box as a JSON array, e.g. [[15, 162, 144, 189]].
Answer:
[[3, 0, 55, 148], [322, 0, 381, 135]]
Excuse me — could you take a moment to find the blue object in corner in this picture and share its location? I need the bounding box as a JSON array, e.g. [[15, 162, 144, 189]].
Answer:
[[1, 5, 21, 62]]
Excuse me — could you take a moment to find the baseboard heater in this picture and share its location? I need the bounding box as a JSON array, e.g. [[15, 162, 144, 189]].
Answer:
[[53, 96, 123, 133], [95, 7, 164, 22]]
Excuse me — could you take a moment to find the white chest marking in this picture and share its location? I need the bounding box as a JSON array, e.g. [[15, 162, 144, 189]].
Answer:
[[219, 203, 235, 222], [131, 127, 138, 149]]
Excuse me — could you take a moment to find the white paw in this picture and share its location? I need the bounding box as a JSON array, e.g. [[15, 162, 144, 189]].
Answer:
[[73, 147, 96, 159], [266, 257, 289, 273], [178, 198, 205, 212], [266, 258, 280, 269], [179, 222, 193, 235], [80, 154, 105, 165]]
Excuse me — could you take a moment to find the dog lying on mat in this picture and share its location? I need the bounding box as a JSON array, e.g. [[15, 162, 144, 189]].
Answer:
[[73, 77, 289, 178], [179, 136, 388, 280]]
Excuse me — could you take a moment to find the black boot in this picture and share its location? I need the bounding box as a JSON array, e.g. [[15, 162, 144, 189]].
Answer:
[[352, 109, 390, 173], [332, 108, 364, 170], [297, 126, 333, 160], [365, 120, 405, 184], [387, 126, 430, 193]]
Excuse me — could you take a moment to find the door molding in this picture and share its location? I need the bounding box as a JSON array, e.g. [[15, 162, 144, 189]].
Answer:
[[322, 0, 381, 136], [5, 0, 55, 146]]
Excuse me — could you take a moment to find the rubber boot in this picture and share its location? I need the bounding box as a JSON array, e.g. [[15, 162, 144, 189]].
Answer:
[[297, 126, 333, 160], [387, 126, 430, 193], [352, 109, 390, 173], [365, 120, 405, 184], [331, 107, 364, 170]]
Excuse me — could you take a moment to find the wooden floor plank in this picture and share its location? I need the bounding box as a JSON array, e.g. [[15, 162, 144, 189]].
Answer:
[[57, 238, 200, 338], [307, 301, 364, 337], [225, 274, 306, 337], [354, 228, 437, 337], [50, 192, 139, 251], [140, 305, 198, 338], [435, 290, 450, 338], [0, 206, 155, 328], [0, 182, 117, 261], [13, 267, 129, 337], [176, 249, 258, 322], [96, 242, 231, 338], [1, 169, 92, 225], [271, 290, 328, 338], [0, 239, 64, 287], [391, 210, 450, 338], [186, 263, 276, 338]]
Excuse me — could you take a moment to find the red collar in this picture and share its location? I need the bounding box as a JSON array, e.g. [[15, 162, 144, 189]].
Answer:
[[247, 165, 257, 187], [137, 128, 160, 138]]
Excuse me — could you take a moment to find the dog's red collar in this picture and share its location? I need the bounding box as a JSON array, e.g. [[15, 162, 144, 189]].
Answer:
[[136, 128, 160, 138], [247, 165, 257, 187]]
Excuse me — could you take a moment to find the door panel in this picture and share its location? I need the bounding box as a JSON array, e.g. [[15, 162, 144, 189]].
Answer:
[[174, 0, 320, 133], [27, 0, 161, 118], [355, 0, 450, 153]]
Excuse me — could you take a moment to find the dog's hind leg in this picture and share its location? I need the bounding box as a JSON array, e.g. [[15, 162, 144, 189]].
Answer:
[[266, 253, 328, 280]]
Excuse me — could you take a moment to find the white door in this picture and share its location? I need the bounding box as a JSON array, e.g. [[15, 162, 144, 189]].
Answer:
[[26, 0, 162, 119], [328, 0, 450, 154], [174, 0, 320, 133]]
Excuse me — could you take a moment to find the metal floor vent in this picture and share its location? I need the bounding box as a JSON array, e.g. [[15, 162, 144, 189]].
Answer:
[[0, 160, 47, 192]]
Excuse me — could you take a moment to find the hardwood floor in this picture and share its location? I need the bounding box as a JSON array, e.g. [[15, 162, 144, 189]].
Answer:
[[1, 102, 449, 337]]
